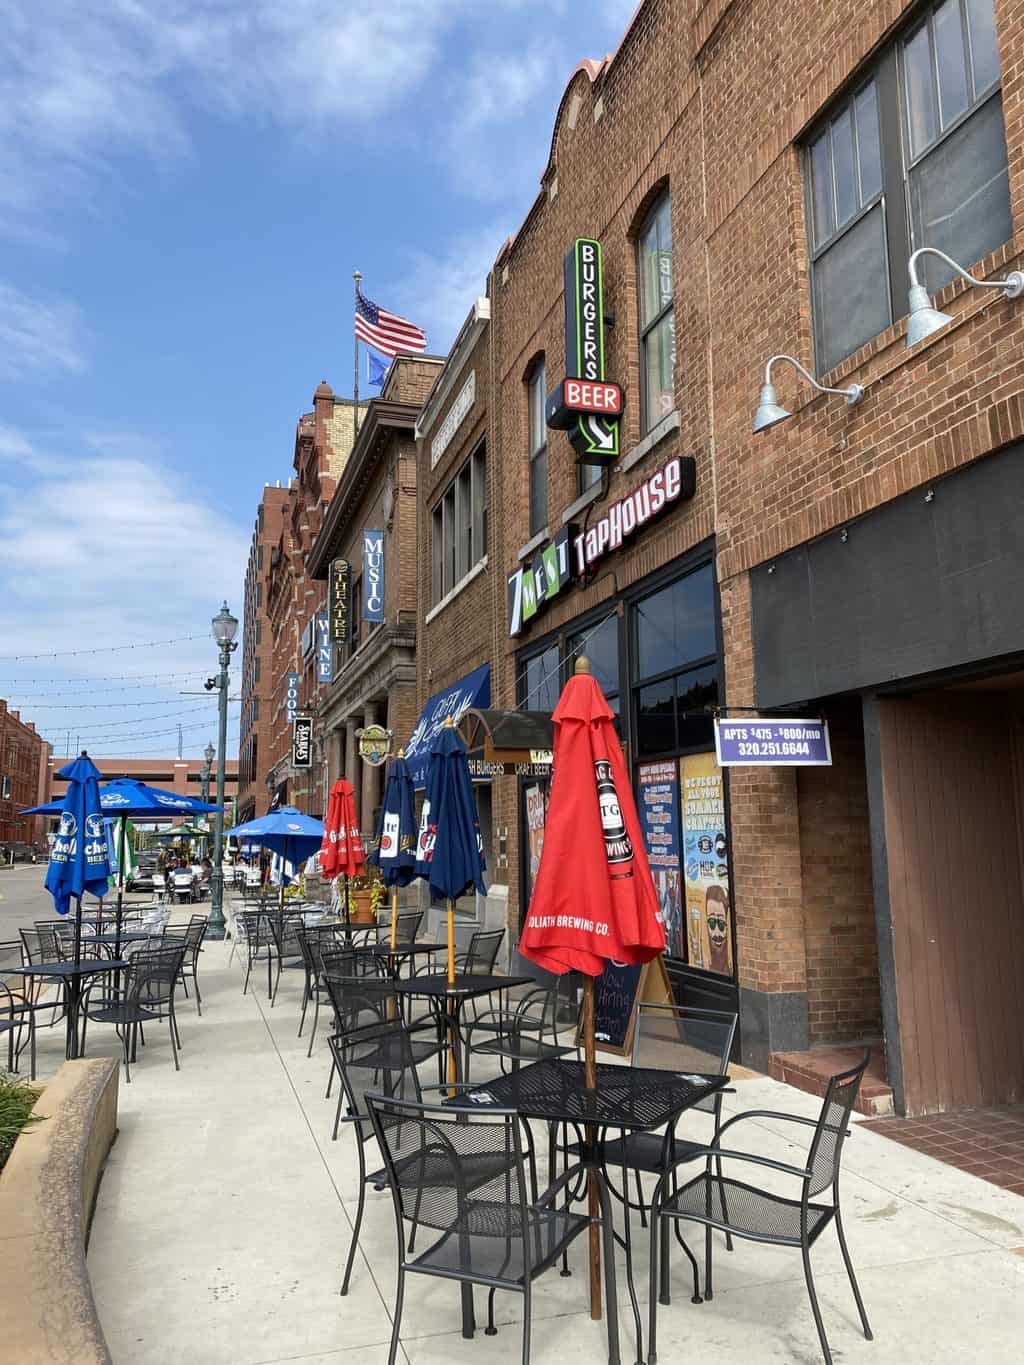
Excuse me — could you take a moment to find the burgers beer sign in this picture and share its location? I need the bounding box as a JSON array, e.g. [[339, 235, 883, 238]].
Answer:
[[545, 238, 622, 462]]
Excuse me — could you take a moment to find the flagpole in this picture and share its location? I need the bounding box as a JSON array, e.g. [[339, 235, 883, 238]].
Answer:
[[353, 269, 362, 442]]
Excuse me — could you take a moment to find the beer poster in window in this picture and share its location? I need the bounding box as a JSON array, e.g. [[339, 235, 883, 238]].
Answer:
[[524, 782, 548, 903], [637, 761, 684, 959], [679, 752, 732, 976]]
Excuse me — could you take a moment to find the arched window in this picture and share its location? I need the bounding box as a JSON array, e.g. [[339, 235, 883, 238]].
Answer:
[[636, 193, 675, 432], [527, 358, 548, 534]]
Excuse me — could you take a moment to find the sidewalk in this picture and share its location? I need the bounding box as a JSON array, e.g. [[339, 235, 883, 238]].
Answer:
[[67, 940, 1024, 1365]]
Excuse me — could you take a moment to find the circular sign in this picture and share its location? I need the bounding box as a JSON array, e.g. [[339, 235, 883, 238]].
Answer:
[[357, 724, 392, 767]]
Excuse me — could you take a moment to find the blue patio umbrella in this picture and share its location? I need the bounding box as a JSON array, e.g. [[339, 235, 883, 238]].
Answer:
[[414, 719, 486, 985], [231, 808, 325, 915], [372, 751, 418, 948], [24, 778, 225, 950], [24, 777, 223, 819]]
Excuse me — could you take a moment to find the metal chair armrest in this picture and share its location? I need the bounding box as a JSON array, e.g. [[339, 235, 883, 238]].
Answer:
[[536, 1161, 591, 1210], [657, 1144, 812, 1184], [718, 1108, 852, 1140]]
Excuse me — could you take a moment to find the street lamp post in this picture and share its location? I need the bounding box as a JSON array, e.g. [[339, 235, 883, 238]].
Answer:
[[208, 603, 238, 940], [201, 741, 214, 804]]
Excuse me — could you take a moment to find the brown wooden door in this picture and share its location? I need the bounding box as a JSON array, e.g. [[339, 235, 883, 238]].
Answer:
[[879, 695, 1024, 1115]]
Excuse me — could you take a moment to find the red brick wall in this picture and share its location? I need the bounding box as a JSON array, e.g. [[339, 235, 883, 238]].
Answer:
[[798, 700, 882, 1042]]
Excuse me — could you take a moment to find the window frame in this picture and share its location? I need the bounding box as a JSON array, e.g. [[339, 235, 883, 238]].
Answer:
[[635, 192, 676, 434], [429, 439, 488, 607], [527, 360, 548, 536], [805, 0, 1008, 375]]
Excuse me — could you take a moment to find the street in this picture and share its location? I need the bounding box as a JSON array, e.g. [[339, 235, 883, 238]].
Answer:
[[0, 864, 51, 938]]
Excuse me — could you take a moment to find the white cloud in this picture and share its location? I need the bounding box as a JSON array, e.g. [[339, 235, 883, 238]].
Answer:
[[0, 427, 249, 753], [0, 283, 86, 378], [397, 223, 506, 353]]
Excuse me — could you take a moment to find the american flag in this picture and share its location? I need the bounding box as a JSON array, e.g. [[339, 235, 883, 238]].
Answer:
[[355, 287, 427, 357]]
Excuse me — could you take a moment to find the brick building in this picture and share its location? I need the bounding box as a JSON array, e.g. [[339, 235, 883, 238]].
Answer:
[[411, 301, 508, 938], [263, 385, 361, 814], [48, 756, 238, 806], [412, 0, 1024, 1116], [237, 483, 290, 823], [0, 701, 51, 850], [307, 354, 443, 834]]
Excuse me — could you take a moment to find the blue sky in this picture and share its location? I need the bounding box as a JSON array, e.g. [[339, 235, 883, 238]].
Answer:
[[0, 0, 636, 759]]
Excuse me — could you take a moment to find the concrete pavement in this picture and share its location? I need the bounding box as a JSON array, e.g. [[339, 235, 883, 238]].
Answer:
[[13, 914, 1022, 1364]]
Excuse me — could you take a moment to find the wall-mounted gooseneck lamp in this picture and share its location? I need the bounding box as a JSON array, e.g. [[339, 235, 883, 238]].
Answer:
[[905, 247, 1024, 348], [752, 354, 865, 434]]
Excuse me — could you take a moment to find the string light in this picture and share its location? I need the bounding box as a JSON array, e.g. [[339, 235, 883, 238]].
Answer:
[[0, 632, 208, 662]]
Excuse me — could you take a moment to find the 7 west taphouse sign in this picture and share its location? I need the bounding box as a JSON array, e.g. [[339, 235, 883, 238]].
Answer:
[[507, 453, 695, 636], [714, 718, 832, 766]]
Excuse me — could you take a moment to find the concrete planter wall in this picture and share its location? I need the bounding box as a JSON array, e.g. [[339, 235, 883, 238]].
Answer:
[[0, 1057, 119, 1364]]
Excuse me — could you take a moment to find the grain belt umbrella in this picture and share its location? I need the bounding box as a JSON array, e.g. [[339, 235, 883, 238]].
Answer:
[[320, 779, 365, 931]]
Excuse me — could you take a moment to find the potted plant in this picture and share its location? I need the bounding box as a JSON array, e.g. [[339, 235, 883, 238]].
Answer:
[[348, 871, 383, 924]]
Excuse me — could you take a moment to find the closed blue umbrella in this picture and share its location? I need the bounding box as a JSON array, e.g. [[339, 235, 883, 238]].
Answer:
[[372, 750, 418, 947], [414, 719, 486, 983], [45, 752, 111, 970]]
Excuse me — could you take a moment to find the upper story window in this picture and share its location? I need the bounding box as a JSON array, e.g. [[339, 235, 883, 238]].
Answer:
[[806, 0, 1009, 374], [431, 442, 487, 606], [527, 361, 547, 535], [636, 193, 676, 432]]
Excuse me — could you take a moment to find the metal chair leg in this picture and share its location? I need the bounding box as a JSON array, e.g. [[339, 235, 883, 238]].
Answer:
[[520, 1283, 530, 1365], [340, 1172, 365, 1294], [486, 1287, 498, 1336], [387, 1267, 405, 1365], [801, 1240, 833, 1365], [834, 1208, 873, 1340]]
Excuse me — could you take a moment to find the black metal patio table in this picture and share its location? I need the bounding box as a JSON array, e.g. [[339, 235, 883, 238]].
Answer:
[[347, 940, 447, 976], [448, 1058, 729, 1364], [8, 960, 128, 1061], [394, 972, 534, 1077]]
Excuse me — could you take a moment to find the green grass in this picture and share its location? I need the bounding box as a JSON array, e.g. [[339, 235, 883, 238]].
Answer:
[[0, 1073, 43, 1172]]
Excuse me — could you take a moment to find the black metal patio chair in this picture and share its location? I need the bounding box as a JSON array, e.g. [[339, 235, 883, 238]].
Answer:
[[168, 914, 208, 1014], [647, 1050, 873, 1365], [81, 943, 188, 1082], [0, 940, 38, 1078], [455, 929, 505, 975], [322, 969, 444, 1096], [239, 910, 277, 998], [328, 1019, 469, 1295], [367, 1091, 621, 1365], [463, 981, 577, 1082]]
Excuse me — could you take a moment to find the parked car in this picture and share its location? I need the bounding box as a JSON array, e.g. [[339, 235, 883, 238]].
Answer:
[[2, 842, 38, 864]]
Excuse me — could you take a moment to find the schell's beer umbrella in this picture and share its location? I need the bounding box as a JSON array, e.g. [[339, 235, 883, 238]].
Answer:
[[519, 656, 665, 1319]]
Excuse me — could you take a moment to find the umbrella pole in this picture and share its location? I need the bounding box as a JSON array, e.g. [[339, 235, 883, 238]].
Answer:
[[582, 974, 602, 1321], [344, 873, 351, 935], [446, 896, 457, 1091], [115, 817, 127, 962], [389, 884, 399, 951], [69, 893, 84, 1061]]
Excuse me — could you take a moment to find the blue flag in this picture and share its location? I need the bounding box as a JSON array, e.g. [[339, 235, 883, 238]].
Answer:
[[367, 349, 389, 388], [45, 754, 112, 915]]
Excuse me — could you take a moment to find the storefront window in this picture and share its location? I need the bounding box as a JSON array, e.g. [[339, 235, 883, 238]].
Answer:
[[522, 646, 560, 712], [636, 564, 716, 679], [567, 614, 620, 714]]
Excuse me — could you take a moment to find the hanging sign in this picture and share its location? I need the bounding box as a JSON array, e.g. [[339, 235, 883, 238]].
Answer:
[[363, 530, 384, 623], [292, 715, 313, 769], [714, 718, 832, 766], [328, 558, 350, 645], [506, 523, 577, 638], [545, 238, 622, 463], [285, 673, 299, 724], [356, 724, 392, 766], [316, 613, 333, 684]]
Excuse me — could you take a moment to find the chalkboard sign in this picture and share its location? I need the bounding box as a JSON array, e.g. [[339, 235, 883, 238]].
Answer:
[[582, 956, 674, 1057], [592, 962, 643, 1051]]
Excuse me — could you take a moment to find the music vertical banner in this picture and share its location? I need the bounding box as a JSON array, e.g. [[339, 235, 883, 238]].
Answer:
[[363, 530, 384, 622]]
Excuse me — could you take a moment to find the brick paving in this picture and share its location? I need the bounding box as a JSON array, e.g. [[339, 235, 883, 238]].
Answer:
[[862, 1105, 1024, 1196]]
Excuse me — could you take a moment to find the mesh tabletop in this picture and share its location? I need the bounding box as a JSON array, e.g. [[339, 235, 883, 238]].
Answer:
[[9, 960, 129, 979], [450, 1058, 729, 1131], [395, 973, 534, 1000], [85, 933, 151, 946], [340, 942, 447, 960]]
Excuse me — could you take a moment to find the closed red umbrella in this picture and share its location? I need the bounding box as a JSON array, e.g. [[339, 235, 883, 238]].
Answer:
[[520, 656, 665, 1319], [320, 779, 365, 927]]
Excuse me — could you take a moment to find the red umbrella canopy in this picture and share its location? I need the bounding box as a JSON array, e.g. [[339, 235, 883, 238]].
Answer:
[[320, 779, 365, 880], [519, 665, 665, 976]]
